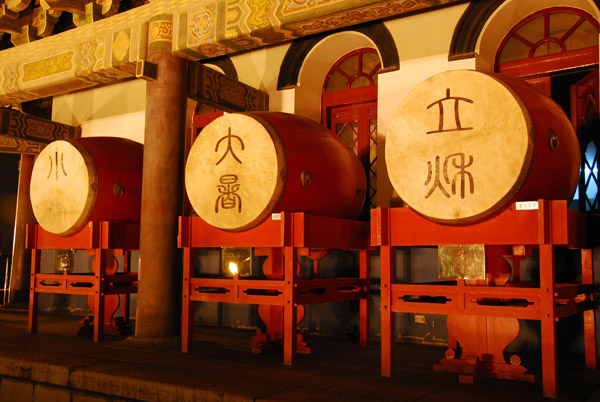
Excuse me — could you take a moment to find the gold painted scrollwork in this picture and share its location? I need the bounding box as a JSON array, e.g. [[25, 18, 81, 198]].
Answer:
[[41, 0, 87, 15], [5, 0, 31, 13], [32, 7, 62, 38], [96, 0, 120, 18], [0, 4, 23, 35], [10, 24, 38, 45]]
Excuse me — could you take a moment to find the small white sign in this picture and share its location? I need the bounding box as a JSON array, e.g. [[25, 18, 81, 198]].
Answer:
[[516, 201, 539, 210], [271, 213, 282, 220]]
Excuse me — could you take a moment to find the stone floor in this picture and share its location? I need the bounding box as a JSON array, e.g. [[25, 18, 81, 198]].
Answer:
[[0, 308, 599, 401]]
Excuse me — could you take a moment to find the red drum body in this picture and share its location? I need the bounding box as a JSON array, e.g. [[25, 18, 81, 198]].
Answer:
[[185, 112, 366, 231], [386, 70, 580, 224], [498, 73, 580, 205], [30, 137, 143, 236]]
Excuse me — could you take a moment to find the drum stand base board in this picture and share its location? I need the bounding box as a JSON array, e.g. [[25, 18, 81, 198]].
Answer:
[[434, 357, 535, 384], [249, 329, 311, 355]]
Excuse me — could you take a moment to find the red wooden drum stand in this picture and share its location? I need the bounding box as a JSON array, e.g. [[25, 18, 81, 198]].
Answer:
[[179, 212, 370, 364], [371, 200, 598, 398], [27, 221, 139, 342]]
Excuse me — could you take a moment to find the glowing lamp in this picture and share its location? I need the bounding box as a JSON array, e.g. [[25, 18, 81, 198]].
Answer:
[[221, 247, 252, 277], [55, 249, 75, 272]]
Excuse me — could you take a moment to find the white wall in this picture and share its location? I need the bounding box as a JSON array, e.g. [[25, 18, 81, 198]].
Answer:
[[52, 79, 147, 143], [229, 44, 295, 114], [224, 3, 474, 208]]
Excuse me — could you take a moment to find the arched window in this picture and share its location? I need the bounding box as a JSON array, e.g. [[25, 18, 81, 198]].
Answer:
[[497, 7, 599, 76], [496, 7, 599, 212], [322, 48, 381, 214]]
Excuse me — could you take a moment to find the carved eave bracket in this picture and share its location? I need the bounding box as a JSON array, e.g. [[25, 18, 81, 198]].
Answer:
[[187, 62, 268, 113], [32, 7, 62, 38], [1, 0, 110, 47], [41, 0, 86, 16], [0, 107, 80, 154]]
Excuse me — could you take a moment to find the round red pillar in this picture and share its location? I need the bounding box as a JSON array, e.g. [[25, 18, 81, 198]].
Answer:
[[135, 26, 187, 338], [9, 154, 35, 304]]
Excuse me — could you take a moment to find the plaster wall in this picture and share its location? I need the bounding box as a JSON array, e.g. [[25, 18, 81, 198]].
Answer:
[[52, 79, 147, 143], [230, 44, 295, 114]]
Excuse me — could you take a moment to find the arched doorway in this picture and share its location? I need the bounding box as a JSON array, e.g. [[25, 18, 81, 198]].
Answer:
[[495, 7, 600, 212], [322, 48, 381, 217]]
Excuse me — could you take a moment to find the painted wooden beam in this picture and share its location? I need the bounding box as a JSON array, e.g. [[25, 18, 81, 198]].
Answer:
[[187, 61, 268, 112], [0, 108, 80, 154], [0, 0, 465, 106]]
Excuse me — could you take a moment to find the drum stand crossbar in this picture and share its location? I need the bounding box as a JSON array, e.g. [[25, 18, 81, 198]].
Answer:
[[179, 212, 370, 365]]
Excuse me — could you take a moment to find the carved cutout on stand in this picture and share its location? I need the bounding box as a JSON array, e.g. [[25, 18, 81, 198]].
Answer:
[[250, 247, 310, 354], [78, 252, 131, 336]]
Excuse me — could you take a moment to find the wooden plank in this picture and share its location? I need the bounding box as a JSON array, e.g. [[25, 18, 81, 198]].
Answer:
[[388, 205, 541, 245], [293, 213, 369, 250], [184, 215, 285, 248], [380, 244, 394, 377], [383, 201, 591, 248]]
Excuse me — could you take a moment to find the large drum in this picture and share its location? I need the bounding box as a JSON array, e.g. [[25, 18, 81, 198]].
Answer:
[[30, 137, 143, 236], [386, 70, 580, 223], [185, 112, 366, 231]]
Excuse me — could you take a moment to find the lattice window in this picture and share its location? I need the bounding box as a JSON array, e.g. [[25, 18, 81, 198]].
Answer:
[[496, 7, 600, 212], [581, 142, 599, 210], [322, 48, 381, 214], [324, 48, 380, 92], [497, 7, 599, 76], [573, 71, 600, 212]]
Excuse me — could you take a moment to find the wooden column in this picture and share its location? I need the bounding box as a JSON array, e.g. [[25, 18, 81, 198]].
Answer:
[[9, 154, 35, 304], [135, 16, 187, 338]]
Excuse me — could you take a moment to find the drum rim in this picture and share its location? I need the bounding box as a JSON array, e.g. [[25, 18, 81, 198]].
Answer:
[[31, 138, 98, 236], [385, 69, 536, 224], [185, 112, 287, 231]]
